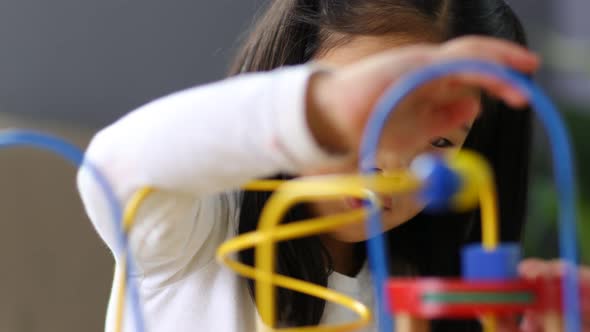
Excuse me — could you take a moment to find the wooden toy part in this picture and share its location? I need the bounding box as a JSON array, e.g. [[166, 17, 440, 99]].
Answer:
[[395, 314, 429, 332]]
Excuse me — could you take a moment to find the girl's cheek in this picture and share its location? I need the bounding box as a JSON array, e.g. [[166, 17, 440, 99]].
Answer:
[[422, 145, 462, 159]]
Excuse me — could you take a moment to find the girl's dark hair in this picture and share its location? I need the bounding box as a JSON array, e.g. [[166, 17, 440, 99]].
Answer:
[[231, 0, 531, 330]]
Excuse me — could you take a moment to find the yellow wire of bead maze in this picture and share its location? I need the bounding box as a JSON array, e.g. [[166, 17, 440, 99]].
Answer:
[[115, 150, 498, 332]]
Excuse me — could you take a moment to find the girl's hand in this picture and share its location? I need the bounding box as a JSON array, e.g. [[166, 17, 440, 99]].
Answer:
[[306, 36, 540, 156], [496, 259, 590, 332]]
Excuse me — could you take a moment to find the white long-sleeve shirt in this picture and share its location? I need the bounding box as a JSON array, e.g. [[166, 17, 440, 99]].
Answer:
[[77, 65, 375, 332]]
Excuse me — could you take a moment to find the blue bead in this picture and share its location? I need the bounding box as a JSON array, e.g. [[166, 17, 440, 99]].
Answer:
[[412, 155, 461, 211], [462, 243, 521, 280]]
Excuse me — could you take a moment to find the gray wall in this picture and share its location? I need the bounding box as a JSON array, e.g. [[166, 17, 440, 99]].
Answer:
[[0, 115, 105, 332], [0, 0, 260, 127], [0, 0, 588, 128], [510, 0, 590, 105]]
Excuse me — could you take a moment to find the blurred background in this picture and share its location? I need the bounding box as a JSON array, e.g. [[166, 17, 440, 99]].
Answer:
[[0, 0, 587, 331]]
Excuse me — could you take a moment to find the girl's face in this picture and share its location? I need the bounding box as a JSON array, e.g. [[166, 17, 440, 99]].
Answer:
[[304, 35, 478, 242]]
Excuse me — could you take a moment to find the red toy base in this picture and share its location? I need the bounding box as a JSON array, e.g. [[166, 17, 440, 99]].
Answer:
[[387, 277, 588, 319]]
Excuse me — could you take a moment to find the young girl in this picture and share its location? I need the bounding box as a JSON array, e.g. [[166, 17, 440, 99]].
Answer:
[[78, 1, 589, 332]]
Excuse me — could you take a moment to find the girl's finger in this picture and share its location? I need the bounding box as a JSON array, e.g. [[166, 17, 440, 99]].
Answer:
[[518, 258, 551, 279], [439, 36, 541, 73], [494, 315, 520, 332], [578, 264, 590, 281], [580, 266, 590, 316], [408, 73, 527, 110], [520, 260, 590, 314], [520, 311, 544, 332], [433, 73, 528, 108]]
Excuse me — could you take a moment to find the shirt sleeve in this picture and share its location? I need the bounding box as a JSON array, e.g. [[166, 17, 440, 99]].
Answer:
[[77, 65, 338, 282]]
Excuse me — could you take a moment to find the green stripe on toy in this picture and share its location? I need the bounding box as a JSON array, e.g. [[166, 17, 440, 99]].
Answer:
[[422, 291, 535, 304]]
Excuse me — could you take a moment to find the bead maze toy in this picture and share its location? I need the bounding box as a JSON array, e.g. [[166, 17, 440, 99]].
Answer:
[[1, 60, 586, 332]]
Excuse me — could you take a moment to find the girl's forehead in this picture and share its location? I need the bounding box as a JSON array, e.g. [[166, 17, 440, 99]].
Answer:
[[313, 34, 437, 66]]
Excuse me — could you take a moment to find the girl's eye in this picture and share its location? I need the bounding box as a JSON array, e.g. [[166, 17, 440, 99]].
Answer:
[[368, 167, 382, 173], [430, 137, 455, 148]]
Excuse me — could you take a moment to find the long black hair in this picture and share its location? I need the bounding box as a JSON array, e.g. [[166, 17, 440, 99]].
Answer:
[[229, 0, 531, 329]]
